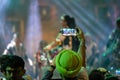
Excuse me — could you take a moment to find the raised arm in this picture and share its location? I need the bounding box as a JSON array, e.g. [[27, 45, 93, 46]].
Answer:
[[76, 27, 86, 67]]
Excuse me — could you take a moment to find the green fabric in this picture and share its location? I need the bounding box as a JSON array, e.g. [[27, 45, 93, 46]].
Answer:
[[56, 49, 82, 78]]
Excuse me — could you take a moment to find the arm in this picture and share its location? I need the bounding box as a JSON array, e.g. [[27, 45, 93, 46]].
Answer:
[[41, 58, 56, 80], [44, 33, 65, 51], [41, 66, 55, 80], [76, 28, 86, 67]]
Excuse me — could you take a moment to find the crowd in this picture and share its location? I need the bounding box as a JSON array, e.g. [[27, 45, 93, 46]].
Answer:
[[0, 14, 120, 80]]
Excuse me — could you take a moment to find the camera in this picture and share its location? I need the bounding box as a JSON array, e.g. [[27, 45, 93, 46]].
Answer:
[[61, 28, 77, 36]]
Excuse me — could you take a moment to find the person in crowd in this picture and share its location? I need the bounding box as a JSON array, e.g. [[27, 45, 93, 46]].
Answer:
[[101, 17, 120, 73], [0, 55, 32, 80], [3, 33, 26, 57], [89, 67, 120, 80], [97, 67, 112, 78], [2, 33, 33, 77], [89, 69, 105, 80], [34, 40, 48, 79], [35, 40, 48, 67], [42, 27, 88, 80]]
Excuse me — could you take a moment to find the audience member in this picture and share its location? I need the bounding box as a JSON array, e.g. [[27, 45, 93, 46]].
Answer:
[[42, 27, 88, 80], [89, 69, 105, 80], [0, 55, 32, 80], [34, 40, 48, 79], [88, 67, 118, 80], [97, 67, 113, 79], [2, 33, 33, 78]]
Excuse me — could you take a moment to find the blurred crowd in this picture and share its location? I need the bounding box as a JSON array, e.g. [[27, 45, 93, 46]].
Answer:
[[0, 14, 120, 80]]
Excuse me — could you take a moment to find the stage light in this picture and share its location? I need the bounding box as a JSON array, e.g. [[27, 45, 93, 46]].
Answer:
[[25, 0, 42, 60]]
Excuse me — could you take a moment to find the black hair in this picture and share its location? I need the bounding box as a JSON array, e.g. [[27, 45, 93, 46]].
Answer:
[[89, 69, 105, 80], [61, 15, 76, 28], [0, 55, 25, 72], [69, 17, 76, 28]]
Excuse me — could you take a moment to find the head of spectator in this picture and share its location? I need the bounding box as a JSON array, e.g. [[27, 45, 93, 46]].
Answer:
[[0, 55, 26, 80], [55, 49, 82, 79], [89, 69, 105, 80], [97, 67, 111, 78], [97, 68, 119, 80]]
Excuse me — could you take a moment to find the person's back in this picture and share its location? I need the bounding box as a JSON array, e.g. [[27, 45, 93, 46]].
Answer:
[[42, 50, 88, 80]]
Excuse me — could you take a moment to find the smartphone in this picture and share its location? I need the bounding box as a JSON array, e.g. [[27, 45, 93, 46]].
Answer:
[[61, 28, 77, 36]]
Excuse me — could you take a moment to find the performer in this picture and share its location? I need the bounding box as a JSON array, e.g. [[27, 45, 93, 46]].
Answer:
[[44, 14, 86, 67], [44, 14, 82, 52]]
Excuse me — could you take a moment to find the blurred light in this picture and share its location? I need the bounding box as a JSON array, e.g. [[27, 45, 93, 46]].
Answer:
[[25, 0, 42, 59], [0, 0, 11, 53], [28, 58, 33, 66], [116, 69, 120, 75], [110, 67, 114, 70], [0, 0, 10, 35]]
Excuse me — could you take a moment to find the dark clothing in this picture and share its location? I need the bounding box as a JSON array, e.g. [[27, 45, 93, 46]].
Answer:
[[42, 67, 88, 80], [62, 36, 80, 52], [60, 28, 80, 52], [42, 70, 78, 80], [71, 36, 80, 52]]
